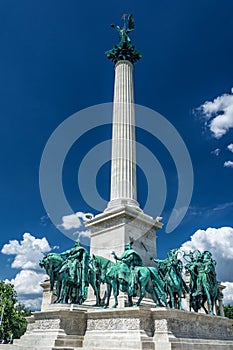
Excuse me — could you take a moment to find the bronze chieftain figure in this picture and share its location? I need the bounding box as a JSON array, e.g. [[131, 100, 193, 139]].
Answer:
[[40, 240, 89, 304], [184, 250, 222, 314], [151, 249, 189, 310], [40, 239, 221, 314]]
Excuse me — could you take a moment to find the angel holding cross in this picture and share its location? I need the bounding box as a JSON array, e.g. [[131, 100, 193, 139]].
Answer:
[[111, 14, 135, 48]]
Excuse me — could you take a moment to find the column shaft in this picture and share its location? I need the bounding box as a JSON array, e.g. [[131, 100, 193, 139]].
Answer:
[[109, 60, 139, 208]]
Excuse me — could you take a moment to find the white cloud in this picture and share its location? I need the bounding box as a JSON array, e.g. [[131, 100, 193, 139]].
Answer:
[[59, 211, 93, 230], [213, 202, 233, 211], [18, 297, 42, 310], [1, 233, 51, 270], [6, 270, 46, 296], [60, 213, 82, 230], [5, 270, 46, 310], [222, 282, 233, 305], [180, 227, 233, 304], [4, 270, 45, 310], [197, 88, 233, 138], [1, 233, 52, 310], [224, 160, 233, 168], [211, 148, 221, 156], [227, 143, 233, 153]]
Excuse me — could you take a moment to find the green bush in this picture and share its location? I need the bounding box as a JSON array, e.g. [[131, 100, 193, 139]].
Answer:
[[0, 281, 31, 341]]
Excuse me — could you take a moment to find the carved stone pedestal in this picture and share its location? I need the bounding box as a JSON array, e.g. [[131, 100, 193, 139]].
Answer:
[[86, 205, 161, 267], [12, 305, 86, 350], [11, 305, 233, 350]]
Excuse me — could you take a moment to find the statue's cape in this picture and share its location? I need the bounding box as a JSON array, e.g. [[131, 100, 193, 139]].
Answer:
[[120, 249, 143, 266]]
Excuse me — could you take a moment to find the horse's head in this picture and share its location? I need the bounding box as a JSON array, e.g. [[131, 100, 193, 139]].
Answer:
[[39, 255, 50, 270], [40, 253, 64, 274]]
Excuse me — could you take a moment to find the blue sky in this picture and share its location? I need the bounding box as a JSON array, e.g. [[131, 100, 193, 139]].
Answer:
[[0, 1, 233, 308]]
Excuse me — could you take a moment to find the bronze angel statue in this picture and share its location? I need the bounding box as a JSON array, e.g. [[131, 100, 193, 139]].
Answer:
[[106, 14, 142, 64], [111, 14, 135, 47]]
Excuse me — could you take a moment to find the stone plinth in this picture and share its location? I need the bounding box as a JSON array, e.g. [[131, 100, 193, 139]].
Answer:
[[12, 305, 86, 350], [86, 205, 161, 307], [11, 306, 233, 350], [83, 307, 233, 350], [40, 278, 55, 312], [86, 205, 162, 265]]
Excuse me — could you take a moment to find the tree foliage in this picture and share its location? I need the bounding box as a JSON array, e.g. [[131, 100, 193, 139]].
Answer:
[[0, 281, 31, 341], [224, 305, 233, 319]]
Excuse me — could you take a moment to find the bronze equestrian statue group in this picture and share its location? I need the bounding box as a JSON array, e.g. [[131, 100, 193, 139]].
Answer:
[[39, 240, 222, 315]]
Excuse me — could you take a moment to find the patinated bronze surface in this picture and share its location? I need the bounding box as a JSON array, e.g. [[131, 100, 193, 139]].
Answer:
[[40, 240, 221, 315], [105, 14, 142, 64]]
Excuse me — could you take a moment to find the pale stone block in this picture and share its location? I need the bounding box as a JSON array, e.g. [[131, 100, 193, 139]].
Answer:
[[11, 306, 233, 349], [86, 205, 162, 266]]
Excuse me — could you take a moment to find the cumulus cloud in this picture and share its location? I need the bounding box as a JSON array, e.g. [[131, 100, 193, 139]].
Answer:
[[197, 88, 233, 138], [1, 232, 51, 270], [211, 148, 221, 156], [224, 160, 233, 168], [18, 297, 42, 310], [59, 211, 93, 230], [8, 270, 46, 295], [5, 270, 47, 310], [227, 143, 233, 153], [180, 226, 233, 304], [1, 233, 52, 310], [222, 282, 233, 305]]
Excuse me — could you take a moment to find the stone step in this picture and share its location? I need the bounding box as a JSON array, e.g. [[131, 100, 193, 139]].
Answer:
[[52, 347, 75, 350], [7, 347, 58, 350], [14, 336, 57, 347], [171, 339, 233, 350], [12, 346, 59, 349], [55, 340, 83, 347]]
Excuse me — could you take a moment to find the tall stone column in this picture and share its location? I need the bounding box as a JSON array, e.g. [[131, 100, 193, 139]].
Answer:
[[108, 60, 139, 209], [86, 57, 162, 263], [85, 15, 162, 306]]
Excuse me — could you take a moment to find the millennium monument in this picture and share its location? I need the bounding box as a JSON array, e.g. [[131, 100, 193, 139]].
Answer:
[[12, 15, 233, 350], [86, 14, 162, 273]]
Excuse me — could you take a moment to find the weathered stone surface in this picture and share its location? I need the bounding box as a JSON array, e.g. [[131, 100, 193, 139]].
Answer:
[[151, 308, 233, 340], [86, 205, 161, 267], [10, 306, 233, 349], [12, 305, 86, 349]]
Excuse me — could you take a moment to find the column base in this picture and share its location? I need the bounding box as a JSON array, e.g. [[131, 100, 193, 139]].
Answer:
[[105, 198, 141, 211], [85, 205, 162, 265]]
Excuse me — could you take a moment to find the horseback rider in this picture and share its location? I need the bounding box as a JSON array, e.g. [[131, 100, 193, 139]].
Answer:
[[59, 239, 89, 303], [112, 242, 143, 267], [192, 251, 218, 297], [152, 249, 188, 308], [112, 241, 143, 296], [153, 249, 187, 292]]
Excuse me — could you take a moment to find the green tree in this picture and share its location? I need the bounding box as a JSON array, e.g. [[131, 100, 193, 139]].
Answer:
[[0, 281, 31, 341], [224, 305, 233, 319]]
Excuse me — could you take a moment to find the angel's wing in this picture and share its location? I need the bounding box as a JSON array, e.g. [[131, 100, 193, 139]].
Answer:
[[128, 14, 135, 30]]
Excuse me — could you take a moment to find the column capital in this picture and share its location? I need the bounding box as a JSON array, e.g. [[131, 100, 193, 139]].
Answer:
[[115, 60, 134, 70]]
